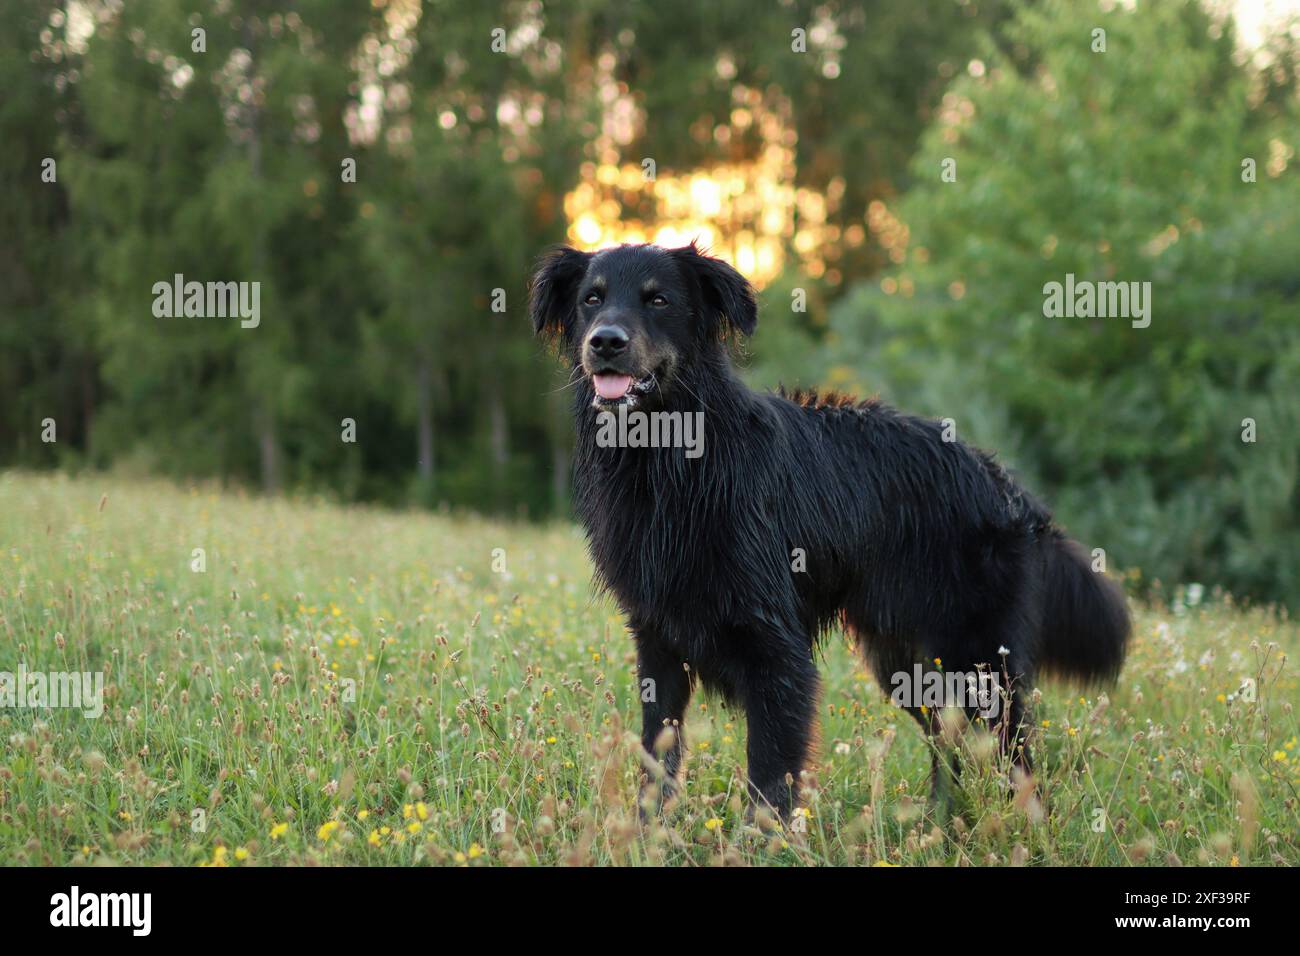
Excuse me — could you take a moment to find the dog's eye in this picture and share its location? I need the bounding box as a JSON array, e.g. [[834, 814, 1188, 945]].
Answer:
[[650, 293, 668, 308], [584, 292, 601, 306]]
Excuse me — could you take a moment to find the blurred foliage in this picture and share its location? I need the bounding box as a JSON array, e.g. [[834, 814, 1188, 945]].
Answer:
[[1, 0, 1296, 605], [2, 0, 1001, 518], [795, 0, 1300, 606]]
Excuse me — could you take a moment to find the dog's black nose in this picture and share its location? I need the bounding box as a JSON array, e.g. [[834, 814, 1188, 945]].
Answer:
[[588, 325, 629, 360]]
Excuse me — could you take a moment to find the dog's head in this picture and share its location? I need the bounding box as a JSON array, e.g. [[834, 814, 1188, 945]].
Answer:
[[529, 241, 757, 410]]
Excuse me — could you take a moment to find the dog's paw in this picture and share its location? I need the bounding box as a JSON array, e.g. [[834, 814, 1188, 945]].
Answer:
[[745, 779, 796, 829], [636, 776, 680, 824]]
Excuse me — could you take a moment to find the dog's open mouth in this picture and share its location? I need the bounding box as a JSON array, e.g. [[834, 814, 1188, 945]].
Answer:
[[591, 370, 658, 407]]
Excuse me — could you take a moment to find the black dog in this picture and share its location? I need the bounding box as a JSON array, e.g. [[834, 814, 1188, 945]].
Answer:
[[530, 241, 1129, 819]]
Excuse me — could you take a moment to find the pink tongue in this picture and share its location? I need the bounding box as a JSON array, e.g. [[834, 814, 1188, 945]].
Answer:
[[593, 373, 633, 400]]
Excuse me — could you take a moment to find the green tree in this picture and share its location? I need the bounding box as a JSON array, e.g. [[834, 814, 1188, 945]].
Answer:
[[0, 1, 90, 466], [819, 0, 1300, 604], [63, 1, 377, 490]]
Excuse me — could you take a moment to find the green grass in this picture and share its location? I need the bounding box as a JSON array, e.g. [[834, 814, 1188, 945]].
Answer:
[[0, 470, 1296, 866]]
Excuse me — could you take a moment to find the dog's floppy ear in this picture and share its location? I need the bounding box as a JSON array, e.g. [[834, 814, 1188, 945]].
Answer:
[[670, 241, 758, 338], [529, 246, 592, 341]]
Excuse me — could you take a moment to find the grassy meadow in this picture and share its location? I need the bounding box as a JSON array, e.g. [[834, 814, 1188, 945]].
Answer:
[[0, 470, 1296, 866]]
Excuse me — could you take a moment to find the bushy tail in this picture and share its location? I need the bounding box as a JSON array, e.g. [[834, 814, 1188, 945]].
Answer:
[[1037, 533, 1130, 683]]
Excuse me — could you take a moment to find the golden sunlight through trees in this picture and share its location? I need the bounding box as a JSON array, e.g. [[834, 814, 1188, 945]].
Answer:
[[562, 85, 841, 287]]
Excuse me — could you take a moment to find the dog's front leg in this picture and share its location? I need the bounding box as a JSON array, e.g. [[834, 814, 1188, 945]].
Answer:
[[635, 638, 691, 818], [743, 650, 819, 821]]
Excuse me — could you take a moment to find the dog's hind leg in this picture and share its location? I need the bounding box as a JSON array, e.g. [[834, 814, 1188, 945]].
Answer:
[[900, 704, 961, 820], [929, 741, 963, 822], [864, 637, 964, 818], [634, 634, 692, 819], [1001, 684, 1033, 776]]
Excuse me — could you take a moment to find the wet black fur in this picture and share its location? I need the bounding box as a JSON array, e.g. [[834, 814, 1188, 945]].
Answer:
[[530, 242, 1130, 818]]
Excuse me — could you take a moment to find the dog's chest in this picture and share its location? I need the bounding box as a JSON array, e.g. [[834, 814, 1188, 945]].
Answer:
[[577, 454, 737, 607]]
